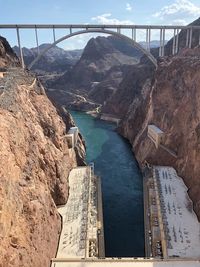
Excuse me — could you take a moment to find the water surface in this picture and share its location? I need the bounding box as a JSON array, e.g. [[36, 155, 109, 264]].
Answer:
[[71, 111, 144, 257]]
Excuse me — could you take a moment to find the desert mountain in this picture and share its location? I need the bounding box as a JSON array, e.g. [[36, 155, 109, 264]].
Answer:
[[13, 43, 82, 74], [48, 35, 145, 110]]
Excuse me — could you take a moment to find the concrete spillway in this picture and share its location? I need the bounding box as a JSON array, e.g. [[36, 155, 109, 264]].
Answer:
[[52, 166, 104, 265], [143, 165, 200, 260]]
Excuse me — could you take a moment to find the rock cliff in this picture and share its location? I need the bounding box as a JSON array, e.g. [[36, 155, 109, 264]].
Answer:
[[102, 63, 155, 117], [0, 37, 85, 267], [48, 36, 140, 110], [0, 36, 19, 69], [118, 47, 200, 220]]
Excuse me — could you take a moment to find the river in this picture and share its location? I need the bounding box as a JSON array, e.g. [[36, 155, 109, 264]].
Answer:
[[70, 111, 144, 257]]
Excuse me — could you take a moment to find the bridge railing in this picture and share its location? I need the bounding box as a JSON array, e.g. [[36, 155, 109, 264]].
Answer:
[[1, 24, 200, 68]]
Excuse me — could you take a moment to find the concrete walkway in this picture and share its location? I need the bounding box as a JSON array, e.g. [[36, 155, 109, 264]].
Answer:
[[51, 258, 200, 267]]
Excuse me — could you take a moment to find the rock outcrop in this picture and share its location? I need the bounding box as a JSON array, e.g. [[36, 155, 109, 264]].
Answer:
[[0, 38, 85, 267], [13, 44, 82, 74], [102, 63, 155, 118], [0, 36, 19, 69], [118, 47, 200, 220], [48, 36, 140, 110]]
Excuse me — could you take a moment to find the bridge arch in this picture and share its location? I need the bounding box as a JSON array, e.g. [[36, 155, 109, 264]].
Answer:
[[28, 29, 157, 69]]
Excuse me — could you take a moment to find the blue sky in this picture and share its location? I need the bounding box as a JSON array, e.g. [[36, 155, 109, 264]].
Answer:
[[0, 0, 200, 49]]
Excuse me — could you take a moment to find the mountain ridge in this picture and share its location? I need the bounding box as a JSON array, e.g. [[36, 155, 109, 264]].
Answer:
[[13, 43, 82, 74]]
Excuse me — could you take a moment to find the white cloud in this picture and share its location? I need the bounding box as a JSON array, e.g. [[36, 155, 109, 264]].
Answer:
[[152, 0, 200, 22], [126, 3, 132, 11], [172, 19, 188, 25], [91, 13, 134, 25]]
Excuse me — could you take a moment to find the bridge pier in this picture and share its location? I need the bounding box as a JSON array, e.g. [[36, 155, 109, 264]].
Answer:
[[175, 29, 179, 54], [53, 26, 56, 42], [132, 28, 136, 41], [159, 29, 165, 57], [16, 27, 25, 69], [172, 29, 180, 55], [146, 28, 151, 51], [35, 27, 39, 55], [172, 29, 176, 55], [199, 32, 200, 46], [162, 29, 165, 56], [189, 28, 193, 48], [159, 29, 162, 56], [186, 29, 189, 47]]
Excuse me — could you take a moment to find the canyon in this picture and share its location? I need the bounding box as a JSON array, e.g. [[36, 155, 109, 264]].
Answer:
[[1, 16, 200, 266], [14, 37, 160, 112], [37, 18, 200, 222]]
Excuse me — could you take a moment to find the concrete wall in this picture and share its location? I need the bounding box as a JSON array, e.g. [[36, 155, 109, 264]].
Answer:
[[100, 114, 121, 125], [51, 258, 200, 267]]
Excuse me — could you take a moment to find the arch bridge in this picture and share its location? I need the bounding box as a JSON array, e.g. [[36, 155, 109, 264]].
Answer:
[[1, 24, 200, 69]]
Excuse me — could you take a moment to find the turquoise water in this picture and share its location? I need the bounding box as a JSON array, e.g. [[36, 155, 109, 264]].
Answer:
[[70, 111, 144, 257]]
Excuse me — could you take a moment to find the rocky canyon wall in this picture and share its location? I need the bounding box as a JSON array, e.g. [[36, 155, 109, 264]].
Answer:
[[0, 37, 85, 267], [118, 47, 200, 220]]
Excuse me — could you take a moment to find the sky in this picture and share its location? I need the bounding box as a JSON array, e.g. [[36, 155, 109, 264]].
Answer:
[[0, 0, 200, 50]]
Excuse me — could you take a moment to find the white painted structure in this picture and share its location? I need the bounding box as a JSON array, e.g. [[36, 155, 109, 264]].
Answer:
[[66, 127, 79, 149], [153, 166, 200, 258], [148, 125, 164, 148], [54, 167, 98, 261]]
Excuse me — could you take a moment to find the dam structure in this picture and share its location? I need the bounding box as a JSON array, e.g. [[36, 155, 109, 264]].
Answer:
[[52, 165, 200, 266], [51, 116, 200, 267], [51, 165, 104, 266], [143, 165, 200, 260]]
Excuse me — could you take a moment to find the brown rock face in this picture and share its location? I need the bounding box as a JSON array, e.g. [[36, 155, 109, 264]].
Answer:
[[0, 36, 19, 68], [119, 47, 200, 220], [102, 63, 155, 118], [0, 38, 85, 267]]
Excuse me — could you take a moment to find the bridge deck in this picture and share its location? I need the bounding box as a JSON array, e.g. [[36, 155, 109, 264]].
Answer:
[[1, 24, 200, 29]]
